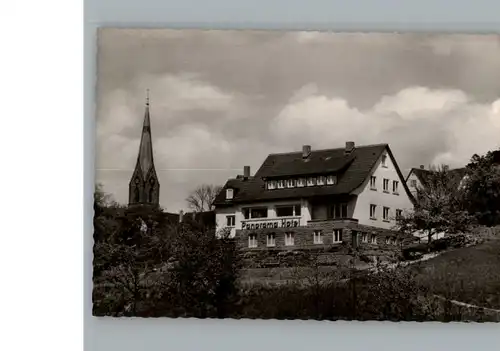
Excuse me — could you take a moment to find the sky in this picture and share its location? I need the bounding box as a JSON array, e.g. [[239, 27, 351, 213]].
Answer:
[[95, 29, 500, 213]]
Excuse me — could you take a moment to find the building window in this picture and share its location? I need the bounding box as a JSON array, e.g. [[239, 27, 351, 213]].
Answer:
[[243, 207, 267, 219], [285, 232, 294, 246], [326, 175, 337, 185], [266, 233, 276, 247], [297, 178, 305, 187], [248, 234, 258, 248], [276, 204, 301, 217], [329, 203, 348, 219], [370, 176, 376, 190], [362, 233, 368, 243], [252, 208, 268, 218], [226, 215, 235, 227], [313, 230, 323, 244], [294, 205, 301, 216], [383, 207, 390, 221], [277, 180, 285, 189], [317, 176, 325, 186], [276, 206, 293, 217], [390, 237, 396, 245], [286, 179, 296, 188], [383, 179, 389, 192], [385, 237, 390, 245], [267, 180, 277, 190], [396, 209, 402, 219], [410, 179, 417, 188], [307, 177, 316, 187], [370, 204, 377, 219], [392, 180, 399, 194], [370, 235, 377, 244], [226, 188, 234, 200], [382, 154, 388, 168], [333, 229, 343, 243]]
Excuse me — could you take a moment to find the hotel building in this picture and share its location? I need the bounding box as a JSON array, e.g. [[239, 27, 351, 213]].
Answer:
[[213, 142, 416, 251]]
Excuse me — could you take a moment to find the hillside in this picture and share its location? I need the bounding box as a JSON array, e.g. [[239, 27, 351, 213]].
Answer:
[[409, 236, 500, 310]]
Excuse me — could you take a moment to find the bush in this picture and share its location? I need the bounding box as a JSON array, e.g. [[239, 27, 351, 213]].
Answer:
[[428, 238, 451, 252], [402, 244, 428, 260], [428, 234, 471, 253]]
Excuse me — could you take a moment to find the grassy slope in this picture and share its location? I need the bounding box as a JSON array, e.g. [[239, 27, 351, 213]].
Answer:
[[409, 237, 500, 310]]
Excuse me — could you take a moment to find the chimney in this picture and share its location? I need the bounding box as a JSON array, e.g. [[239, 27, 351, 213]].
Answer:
[[243, 165, 251, 178], [302, 145, 311, 158], [420, 165, 425, 170], [179, 210, 184, 223], [345, 141, 355, 154], [492, 150, 500, 164]]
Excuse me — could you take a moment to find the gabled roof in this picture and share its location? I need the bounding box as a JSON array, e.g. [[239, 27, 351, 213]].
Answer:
[[406, 167, 467, 189], [259, 151, 356, 178], [213, 143, 414, 206], [405, 168, 434, 186]]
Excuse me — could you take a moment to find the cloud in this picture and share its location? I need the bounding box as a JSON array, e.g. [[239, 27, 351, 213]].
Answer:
[[138, 73, 235, 112], [95, 30, 500, 212], [373, 87, 469, 118], [271, 86, 500, 171], [155, 124, 233, 170]]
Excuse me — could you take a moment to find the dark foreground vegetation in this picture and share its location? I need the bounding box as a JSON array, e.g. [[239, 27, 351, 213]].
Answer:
[[92, 196, 500, 321]]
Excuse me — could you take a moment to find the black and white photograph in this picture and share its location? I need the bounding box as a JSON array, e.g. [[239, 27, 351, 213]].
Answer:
[[93, 29, 500, 321]]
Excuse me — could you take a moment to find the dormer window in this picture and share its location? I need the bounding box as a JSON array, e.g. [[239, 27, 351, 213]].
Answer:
[[267, 180, 277, 190], [286, 179, 296, 188], [277, 180, 285, 189], [326, 175, 337, 185], [297, 178, 305, 187], [317, 176, 325, 186], [306, 177, 316, 187], [226, 188, 234, 200]]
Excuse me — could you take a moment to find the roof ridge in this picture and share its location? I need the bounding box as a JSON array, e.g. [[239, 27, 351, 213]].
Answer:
[[268, 143, 388, 156]]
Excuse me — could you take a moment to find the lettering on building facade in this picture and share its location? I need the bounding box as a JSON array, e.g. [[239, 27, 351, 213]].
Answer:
[[241, 218, 300, 230]]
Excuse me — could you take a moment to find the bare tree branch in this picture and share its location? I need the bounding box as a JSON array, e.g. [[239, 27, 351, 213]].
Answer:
[[186, 184, 222, 212]]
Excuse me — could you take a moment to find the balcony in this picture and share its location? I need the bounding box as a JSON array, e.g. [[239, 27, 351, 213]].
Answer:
[[240, 216, 302, 230]]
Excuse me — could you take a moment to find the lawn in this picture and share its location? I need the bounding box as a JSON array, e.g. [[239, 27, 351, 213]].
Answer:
[[409, 237, 500, 310]]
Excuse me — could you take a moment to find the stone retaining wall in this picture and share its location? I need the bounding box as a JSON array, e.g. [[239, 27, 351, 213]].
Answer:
[[235, 219, 414, 268]]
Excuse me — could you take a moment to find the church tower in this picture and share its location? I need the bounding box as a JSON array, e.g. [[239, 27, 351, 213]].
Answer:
[[128, 91, 160, 207]]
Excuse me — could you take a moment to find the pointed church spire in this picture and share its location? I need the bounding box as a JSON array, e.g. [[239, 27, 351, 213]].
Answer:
[[137, 90, 154, 178], [129, 90, 160, 206]]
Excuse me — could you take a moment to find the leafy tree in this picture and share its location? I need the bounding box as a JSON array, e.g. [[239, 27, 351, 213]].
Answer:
[[166, 222, 240, 318], [462, 149, 500, 226], [185, 184, 222, 212], [397, 165, 473, 243], [93, 204, 176, 315], [93, 200, 240, 317]]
